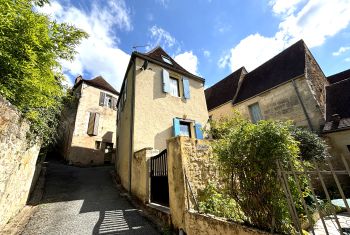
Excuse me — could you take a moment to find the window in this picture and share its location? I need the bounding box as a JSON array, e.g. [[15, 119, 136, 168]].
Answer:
[[87, 112, 100, 136], [161, 55, 173, 65], [179, 121, 191, 137], [169, 77, 179, 97], [105, 142, 114, 153], [99, 92, 117, 110], [248, 103, 263, 123], [104, 94, 112, 108], [95, 141, 101, 149]]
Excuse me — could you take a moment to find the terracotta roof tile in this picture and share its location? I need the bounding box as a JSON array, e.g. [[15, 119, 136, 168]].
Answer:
[[74, 76, 119, 95]]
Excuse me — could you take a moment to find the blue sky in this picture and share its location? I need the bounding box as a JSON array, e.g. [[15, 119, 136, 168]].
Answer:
[[39, 0, 350, 90]]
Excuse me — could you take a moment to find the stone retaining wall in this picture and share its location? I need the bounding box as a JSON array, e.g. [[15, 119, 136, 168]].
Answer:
[[0, 96, 41, 227]]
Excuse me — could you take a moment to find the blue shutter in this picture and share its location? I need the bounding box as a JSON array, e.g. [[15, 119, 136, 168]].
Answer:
[[162, 69, 170, 93], [195, 123, 203, 140], [183, 77, 190, 99], [173, 118, 180, 137]]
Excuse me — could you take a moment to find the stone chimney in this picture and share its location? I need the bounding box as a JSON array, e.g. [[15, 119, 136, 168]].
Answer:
[[75, 75, 83, 84], [331, 114, 341, 129]]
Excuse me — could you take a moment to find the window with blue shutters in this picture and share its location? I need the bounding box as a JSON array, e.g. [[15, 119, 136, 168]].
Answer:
[[182, 77, 190, 99], [162, 69, 170, 93], [248, 103, 263, 123]]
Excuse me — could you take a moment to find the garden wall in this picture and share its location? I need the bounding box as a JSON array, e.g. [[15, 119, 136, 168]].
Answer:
[[0, 96, 41, 227], [167, 136, 268, 235]]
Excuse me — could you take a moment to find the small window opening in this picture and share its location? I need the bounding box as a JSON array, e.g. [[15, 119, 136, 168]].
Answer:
[[161, 55, 173, 65]]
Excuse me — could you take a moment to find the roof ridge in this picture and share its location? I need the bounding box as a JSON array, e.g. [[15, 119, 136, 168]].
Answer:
[[206, 67, 246, 90]]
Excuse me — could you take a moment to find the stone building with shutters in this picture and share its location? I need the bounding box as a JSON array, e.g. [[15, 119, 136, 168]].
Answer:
[[116, 46, 209, 192], [59, 75, 119, 166]]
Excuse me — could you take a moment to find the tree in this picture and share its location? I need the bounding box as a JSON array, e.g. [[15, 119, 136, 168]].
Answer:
[[0, 0, 88, 146]]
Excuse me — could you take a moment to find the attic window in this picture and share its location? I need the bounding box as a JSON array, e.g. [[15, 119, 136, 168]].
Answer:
[[161, 55, 172, 65]]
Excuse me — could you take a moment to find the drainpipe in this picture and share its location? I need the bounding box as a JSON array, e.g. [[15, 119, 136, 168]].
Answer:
[[292, 79, 313, 131], [128, 58, 136, 193]]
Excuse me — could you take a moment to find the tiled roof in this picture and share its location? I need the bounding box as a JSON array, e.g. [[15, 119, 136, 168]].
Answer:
[[327, 68, 350, 84], [205, 67, 246, 111], [134, 46, 204, 81], [234, 40, 306, 104], [74, 76, 119, 95], [323, 78, 350, 132]]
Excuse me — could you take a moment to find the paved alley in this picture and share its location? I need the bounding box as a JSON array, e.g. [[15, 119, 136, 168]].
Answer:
[[22, 162, 160, 235]]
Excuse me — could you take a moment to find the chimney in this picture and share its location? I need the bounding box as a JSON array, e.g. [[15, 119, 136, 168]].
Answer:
[[75, 75, 83, 84], [331, 114, 341, 129]]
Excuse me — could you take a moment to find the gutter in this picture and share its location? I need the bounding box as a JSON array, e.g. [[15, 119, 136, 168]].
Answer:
[[292, 79, 314, 131], [128, 58, 136, 193]]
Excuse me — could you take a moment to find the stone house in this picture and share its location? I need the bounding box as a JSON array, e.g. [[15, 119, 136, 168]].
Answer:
[[116, 46, 209, 194], [205, 40, 328, 133], [322, 69, 350, 170], [59, 76, 119, 166]]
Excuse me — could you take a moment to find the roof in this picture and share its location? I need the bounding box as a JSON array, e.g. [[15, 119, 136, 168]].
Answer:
[[327, 68, 350, 84], [234, 40, 307, 104], [205, 67, 246, 111], [74, 76, 119, 95], [323, 78, 350, 133], [134, 46, 204, 82]]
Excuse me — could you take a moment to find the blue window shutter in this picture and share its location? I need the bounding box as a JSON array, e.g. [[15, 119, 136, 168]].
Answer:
[[195, 123, 203, 139], [173, 118, 180, 137], [162, 69, 170, 93], [183, 77, 190, 99]]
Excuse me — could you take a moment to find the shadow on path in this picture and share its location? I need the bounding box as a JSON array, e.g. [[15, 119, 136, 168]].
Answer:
[[23, 161, 159, 235]]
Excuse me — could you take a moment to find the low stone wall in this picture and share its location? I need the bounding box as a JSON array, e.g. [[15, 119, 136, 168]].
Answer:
[[131, 147, 159, 203], [0, 96, 41, 227], [167, 136, 268, 235], [185, 211, 269, 235]]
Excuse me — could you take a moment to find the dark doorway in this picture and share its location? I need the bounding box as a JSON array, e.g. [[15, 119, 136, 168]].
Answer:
[[150, 149, 169, 207]]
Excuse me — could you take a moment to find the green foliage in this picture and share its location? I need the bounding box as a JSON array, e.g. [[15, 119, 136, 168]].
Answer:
[[0, 0, 87, 146], [208, 113, 313, 233], [198, 183, 245, 222], [290, 127, 328, 161]]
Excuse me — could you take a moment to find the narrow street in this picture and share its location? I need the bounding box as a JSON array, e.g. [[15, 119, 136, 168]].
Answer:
[[22, 161, 160, 235]]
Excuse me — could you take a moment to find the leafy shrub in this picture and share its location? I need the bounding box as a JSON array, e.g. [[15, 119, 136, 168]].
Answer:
[[198, 183, 245, 222], [208, 114, 314, 233]]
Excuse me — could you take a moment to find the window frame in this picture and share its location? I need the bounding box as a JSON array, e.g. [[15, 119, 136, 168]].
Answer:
[[248, 102, 263, 124], [179, 120, 192, 137], [169, 77, 180, 97]]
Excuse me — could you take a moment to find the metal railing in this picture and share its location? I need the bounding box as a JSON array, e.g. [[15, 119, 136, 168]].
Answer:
[[277, 154, 350, 234]]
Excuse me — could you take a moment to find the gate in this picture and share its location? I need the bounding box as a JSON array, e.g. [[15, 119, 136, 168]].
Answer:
[[277, 155, 350, 234], [150, 149, 169, 207]]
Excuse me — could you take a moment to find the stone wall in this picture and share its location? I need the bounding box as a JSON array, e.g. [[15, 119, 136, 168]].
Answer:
[[167, 137, 267, 235], [0, 96, 41, 227], [209, 76, 325, 132], [185, 211, 270, 235], [131, 148, 159, 203]]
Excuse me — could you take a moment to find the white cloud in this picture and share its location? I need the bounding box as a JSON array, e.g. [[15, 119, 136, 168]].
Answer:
[[221, 0, 350, 72], [147, 25, 179, 52], [203, 50, 211, 58], [345, 57, 350, 62], [156, 0, 169, 7], [174, 51, 199, 75], [37, 0, 132, 90], [332, 46, 350, 56], [269, 0, 305, 15]]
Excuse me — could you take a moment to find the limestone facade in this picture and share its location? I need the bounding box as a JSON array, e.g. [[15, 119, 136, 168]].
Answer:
[[60, 79, 118, 166], [0, 96, 41, 227], [116, 48, 209, 191]]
